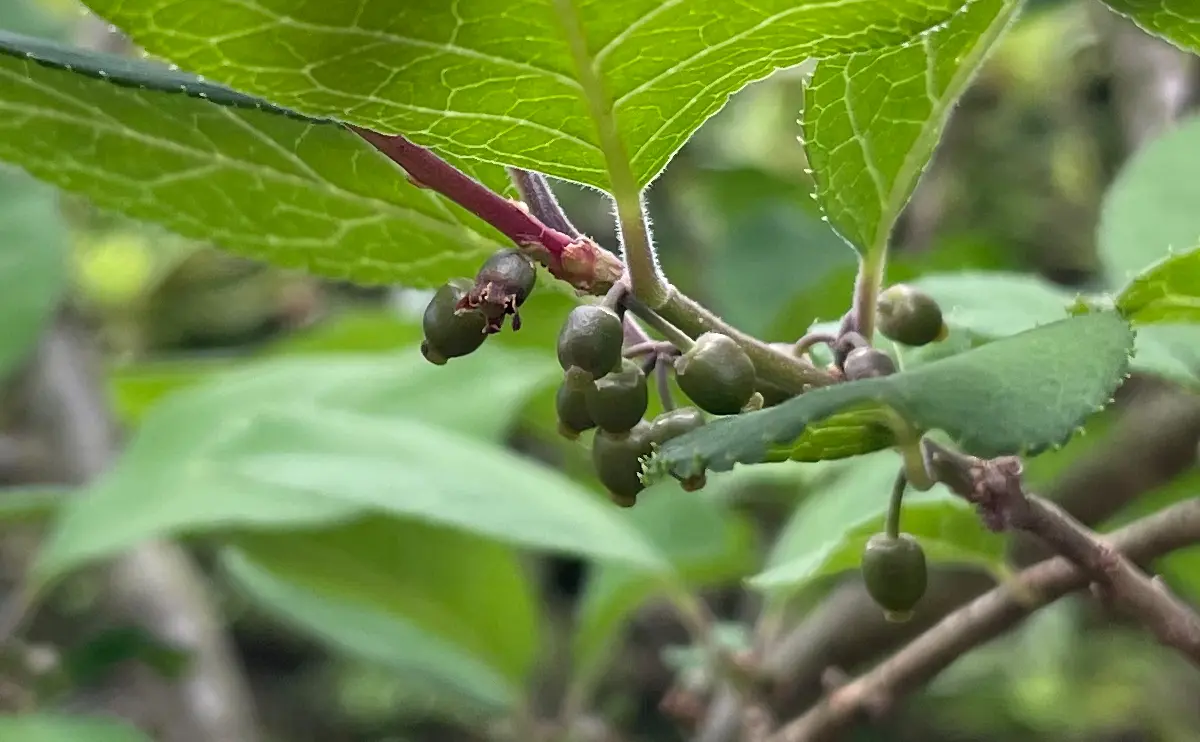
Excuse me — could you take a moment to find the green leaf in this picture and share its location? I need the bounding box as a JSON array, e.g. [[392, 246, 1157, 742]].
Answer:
[[85, 0, 976, 191], [224, 516, 539, 718], [0, 715, 151, 742], [912, 271, 1076, 338], [571, 483, 758, 685], [801, 0, 1017, 254], [751, 450, 1005, 594], [1101, 0, 1200, 54], [0, 168, 68, 380], [34, 347, 666, 584], [0, 486, 69, 525], [652, 311, 1133, 479], [1114, 246, 1200, 325], [0, 31, 511, 287]]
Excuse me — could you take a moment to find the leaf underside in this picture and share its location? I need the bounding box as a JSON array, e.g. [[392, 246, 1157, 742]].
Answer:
[[0, 30, 513, 288], [82, 0, 977, 192], [1100, 0, 1200, 55], [653, 312, 1134, 479]]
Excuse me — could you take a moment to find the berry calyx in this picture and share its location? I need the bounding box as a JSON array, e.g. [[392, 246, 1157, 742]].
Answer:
[[674, 332, 757, 415], [557, 304, 624, 380], [843, 347, 896, 381], [585, 358, 649, 434], [592, 422, 654, 507], [421, 278, 487, 365], [555, 377, 596, 440], [877, 284, 947, 347], [861, 532, 927, 621], [457, 248, 538, 333]]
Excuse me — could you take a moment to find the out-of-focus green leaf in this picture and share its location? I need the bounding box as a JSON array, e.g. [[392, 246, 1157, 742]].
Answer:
[[1101, 1, 1200, 55], [751, 450, 1006, 594], [0, 486, 69, 525], [802, 0, 1017, 254], [1114, 246, 1200, 325], [85, 0, 974, 191], [63, 626, 190, 686], [34, 347, 666, 584], [225, 516, 539, 718], [0, 31, 513, 287], [571, 483, 758, 686], [0, 715, 151, 742], [652, 312, 1133, 479]]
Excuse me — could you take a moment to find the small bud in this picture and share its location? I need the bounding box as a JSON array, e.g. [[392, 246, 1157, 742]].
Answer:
[[843, 347, 896, 380], [877, 284, 947, 347]]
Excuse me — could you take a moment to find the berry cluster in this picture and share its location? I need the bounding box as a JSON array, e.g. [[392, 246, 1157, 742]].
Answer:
[[419, 241, 949, 619]]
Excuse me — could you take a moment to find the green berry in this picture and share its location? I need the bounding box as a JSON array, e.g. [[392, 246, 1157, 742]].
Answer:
[[592, 422, 654, 506], [674, 332, 756, 415], [843, 347, 896, 381], [648, 406, 706, 445], [421, 278, 487, 364], [557, 304, 624, 379], [585, 358, 649, 434], [877, 284, 947, 347], [555, 378, 595, 440], [861, 532, 927, 621]]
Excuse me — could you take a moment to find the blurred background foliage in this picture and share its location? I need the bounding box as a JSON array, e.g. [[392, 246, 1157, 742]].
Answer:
[[1, 0, 1200, 741]]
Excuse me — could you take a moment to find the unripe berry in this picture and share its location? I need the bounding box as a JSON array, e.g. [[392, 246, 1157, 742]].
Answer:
[[421, 278, 487, 365], [843, 347, 896, 380], [585, 358, 649, 435], [592, 421, 654, 506], [557, 304, 624, 380], [877, 284, 947, 347], [674, 333, 756, 415], [861, 532, 927, 621]]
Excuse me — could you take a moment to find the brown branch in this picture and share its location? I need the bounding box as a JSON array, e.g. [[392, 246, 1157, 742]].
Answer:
[[769, 496, 1200, 742], [922, 439, 1200, 664], [350, 128, 623, 294]]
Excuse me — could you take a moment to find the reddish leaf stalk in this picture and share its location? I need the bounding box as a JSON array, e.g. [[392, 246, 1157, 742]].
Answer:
[[351, 127, 623, 294]]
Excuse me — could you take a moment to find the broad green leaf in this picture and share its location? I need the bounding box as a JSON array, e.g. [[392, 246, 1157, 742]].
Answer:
[[571, 483, 758, 686], [752, 450, 1005, 594], [86, 0, 975, 191], [0, 715, 151, 742], [1101, 1, 1200, 54], [224, 516, 539, 718], [0, 168, 68, 381], [1114, 246, 1200, 325], [652, 311, 1133, 479], [912, 272, 1075, 338], [1097, 113, 1200, 380], [801, 0, 1017, 253], [0, 486, 69, 525], [34, 347, 666, 584], [0, 31, 512, 287]]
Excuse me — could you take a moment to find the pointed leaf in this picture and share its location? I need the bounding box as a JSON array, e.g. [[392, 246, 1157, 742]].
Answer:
[[652, 312, 1133, 479], [752, 450, 1005, 594], [224, 516, 539, 718], [85, 0, 975, 191], [34, 346, 666, 584], [1100, 1, 1200, 54], [0, 31, 511, 287], [1115, 245, 1200, 325], [571, 482, 758, 686], [802, 0, 1017, 253], [0, 715, 151, 742]]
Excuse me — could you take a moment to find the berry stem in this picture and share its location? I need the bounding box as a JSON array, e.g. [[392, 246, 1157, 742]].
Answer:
[[794, 331, 837, 358], [886, 467, 908, 539], [506, 168, 580, 237], [656, 360, 677, 412], [625, 295, 695, 351]]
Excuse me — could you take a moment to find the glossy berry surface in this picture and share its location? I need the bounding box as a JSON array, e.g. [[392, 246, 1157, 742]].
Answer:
[[421, 278, 487, 364], [592, 422, 654, 506], [877, 284, 947, 347], [674, 332, 756, 415], [555, 378, 596, 439], [557, 304, 624, 379], [861, 532, 928, 620], [648, 406, 706, 445], [843, 347, 896, 381], [585, 358, 649, 434]]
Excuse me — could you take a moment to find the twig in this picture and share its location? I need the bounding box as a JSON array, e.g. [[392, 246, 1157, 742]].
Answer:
[[922, 439, 1200, 664], [351, 128, 624, 294], [770, 497, 1200, 742], [507, 168, 581, 238]]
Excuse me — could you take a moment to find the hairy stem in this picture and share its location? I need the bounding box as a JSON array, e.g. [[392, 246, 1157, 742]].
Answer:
[[849, 250, 887, 343], [551, 0, 669, 307]]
